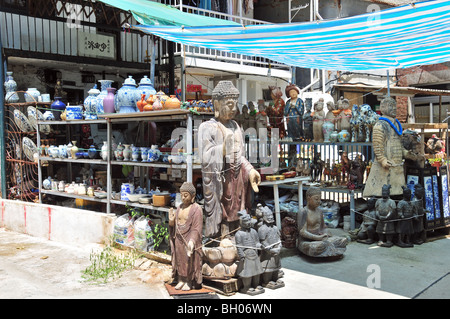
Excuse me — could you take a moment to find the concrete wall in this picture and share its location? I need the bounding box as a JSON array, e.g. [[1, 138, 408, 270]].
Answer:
[[0, 199, 116, 245]]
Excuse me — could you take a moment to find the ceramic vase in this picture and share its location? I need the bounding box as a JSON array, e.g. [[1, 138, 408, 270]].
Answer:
[[84, 84, 101, 120], [49, 145, 59, 158], [115, 143, 124, 160], [115, 76, 139, 113], [330, 130, 339, 143], [43, 176, 52, 190], [141, 147, 149, 162], [152, 96, 162, 110], [136, 94, 147, 112], [322, 120, 334, 143], [66, 105, 83, 120], [338, 129, 351, 143], [101, 141, 108, 161], [97, 80, 114, 114], [88, 145, 97, 159], [120, 183, 135, 201], [58, 180, 65, 192], [70, 141, 79, 159], [123, 144, 131, 161], [131, 145, 140, 161], [4, 71, 19, 103], [43, 111, 55, 121], [164, 95, 181, 110], [58, 145, 67, 159], [150, 145, 161, 162], [103, 87, 116, 114], [25, 88, 40, 103], [155, 91, 168, 107], [137, 75, 156, 100], [51, 97, 66, 121]]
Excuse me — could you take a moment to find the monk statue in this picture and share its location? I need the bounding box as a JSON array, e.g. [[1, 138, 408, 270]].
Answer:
[[198, 81, 261, 239], [363, 97, 417, 197], [297, 187, 348, 257], [235, 210, 264, 295], [168, 182, 203, 291], [375, 184, 397, 247]]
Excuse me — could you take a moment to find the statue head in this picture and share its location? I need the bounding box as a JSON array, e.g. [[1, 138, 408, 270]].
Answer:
[[367, 197, 376, 209], [212, 81, 240, 122], [180, 182, 196, 205], [326, 101, 335, 111], [306, 186, 321, 209], [380, 97, 397, 118], [414, 183, 425, 200], [402, 185, 411, 201], [285, 84, 299, 99], [314, 98, 324, 111], [238, 210, 253, 229], [262, 207, 275, 225], [381, 184, 391, 199]]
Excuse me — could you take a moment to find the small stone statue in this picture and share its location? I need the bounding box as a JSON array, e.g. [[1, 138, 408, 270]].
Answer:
[[297, 187, 348, 258], [303, 98, 314, 141], [311, 152, 324, 183], [248, 101, 257, 129], [281, 216, 298, 248], [412, 183, 426, 245], [357, 197, 378, 244], [255, 101, 268, 137], [312, 98, 325, 142], [396, 186, 415, 248], [375, 184, 397, 248], [235, 210, 264, 295], [284, 84, 304, 141], [325, 100, 336, 128], [241, 104, 250, 131], [267, 86, 286, 139], [336, 96, 351, 133], [168, 182, 203, 290], [258, 208, 284, 289], [347, 159, 364, 190]]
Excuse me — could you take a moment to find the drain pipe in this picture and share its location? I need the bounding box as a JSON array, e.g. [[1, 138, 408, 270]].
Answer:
[[0, 33, 7, 198]]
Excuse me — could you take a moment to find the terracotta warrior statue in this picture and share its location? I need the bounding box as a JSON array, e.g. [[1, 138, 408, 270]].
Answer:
[[375, 184, 397, 248], [396, 186, 416, 248], [303, 98, 314, 141], [168, 182, 203, 291], [284, 84, 304, 141], [363, 97, 417, 197], [235, 210, 264, 295], [258, 208, 284, 289], [412, 183, 426, 245], [357, 197, 378, 245], [297, 187, 348, 257], [198, 81, 261, 239]]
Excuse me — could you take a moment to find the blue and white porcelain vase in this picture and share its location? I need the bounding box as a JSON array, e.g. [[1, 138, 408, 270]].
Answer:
[[120, 183, 135, 201], [115, 76, 139, 113], [25, 88, 40, 103], [88, 145, 97, 159], [4, 72, 19, 103], [43, 176, 52, 190], [84, 84, 100, 120], [66, 104, 83, 120], [131, 145, 140, 161], [97, 80, 114, 114], [150, 145, 161, 162], [140, 147, 149, 162], [137, 76, 156, 101]]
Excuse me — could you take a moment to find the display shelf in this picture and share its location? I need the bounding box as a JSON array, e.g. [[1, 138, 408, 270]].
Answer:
[[111, 160, 201, 169], [40, 156, 106, 165], [280, 140, 372, 147], [41, 189, 109, 203], [110, 199, 171, 213], [37, 119, 107, 125]]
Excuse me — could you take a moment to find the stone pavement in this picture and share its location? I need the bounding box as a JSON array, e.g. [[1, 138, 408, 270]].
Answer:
[[1, 227, 449, 299]]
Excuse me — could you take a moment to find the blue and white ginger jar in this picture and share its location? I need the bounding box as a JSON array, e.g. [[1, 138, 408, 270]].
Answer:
[[115, 76, 139, 113], [137, 76, 156, 100], [84, 84, 100, 120]]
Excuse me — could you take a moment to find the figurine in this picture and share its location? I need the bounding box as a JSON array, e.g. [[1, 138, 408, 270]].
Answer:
[[357, 197, 378, 244], [248, 101, 257, 130], [302, 98, 314, 142], [363, 97, 418, 197], [325, 100, 337, 127], [375, 184, 397, 247], [241, 104, 250, 131], [340, 151, 350, 186], [350, 104, 362, 143], [267, 86, 286, 139], [347, 158, 364, 190], [297, 187, 348, 257], [396, 186, 415, 248], [359, 104, 379, 142], [336, 97, 351, 133], [311, 152, 324, 183], [402, 129, 425, 168], [312, 98, 325, 142], [258, 208, 284, 289], [235, 210, 264, 295], [284, 84, 304, 141], [255, 101, 268, 136], [168, 182, 204, 291], [412, 183, 426, 245], [281, 216, 298, 248], [198, 81, 261, 239]]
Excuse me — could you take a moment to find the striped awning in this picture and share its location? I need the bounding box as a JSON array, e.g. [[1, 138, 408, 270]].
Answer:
[[131, 0, 450, 71]]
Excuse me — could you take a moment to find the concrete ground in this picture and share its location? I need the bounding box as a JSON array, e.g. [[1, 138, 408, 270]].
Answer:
[[0, 227, 449, 299]]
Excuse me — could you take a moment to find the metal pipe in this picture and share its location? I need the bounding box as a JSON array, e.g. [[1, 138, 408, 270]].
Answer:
[[0, 33, 7, 198]]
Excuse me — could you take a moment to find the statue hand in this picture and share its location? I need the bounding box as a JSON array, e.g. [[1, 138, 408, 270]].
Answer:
[[168, 208, 175, 226], [380, 158, 392, 169], [187, 240, 195, 257], [249, 169, 261, 193]]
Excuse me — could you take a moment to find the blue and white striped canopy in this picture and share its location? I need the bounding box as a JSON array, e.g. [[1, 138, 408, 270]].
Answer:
[[132, 0, 450, 71]]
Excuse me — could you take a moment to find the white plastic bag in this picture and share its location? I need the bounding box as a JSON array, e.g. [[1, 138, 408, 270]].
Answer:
[[114, 213, 135, 247], [134, 216, 154, 252], [321, 200, 340, 228]]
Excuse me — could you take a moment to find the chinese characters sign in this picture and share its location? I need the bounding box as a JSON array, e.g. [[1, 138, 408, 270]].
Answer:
[[78, 31, 115, 60]]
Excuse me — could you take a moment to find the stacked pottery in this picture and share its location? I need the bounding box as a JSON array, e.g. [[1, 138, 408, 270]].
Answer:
[[51, 97, 66, 120], [4, 71, 19, 103], [97, 80, 114, 114], [83, 84, 101, 120], [137, 76, 156, 100], [115, 76, 139, 113], [25, 88, 40, 103]]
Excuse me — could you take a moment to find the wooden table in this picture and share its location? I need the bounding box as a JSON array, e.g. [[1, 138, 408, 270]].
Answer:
[[259, 176, 310, 229]]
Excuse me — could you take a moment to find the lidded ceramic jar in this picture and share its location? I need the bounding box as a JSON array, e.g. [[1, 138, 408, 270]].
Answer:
[[84, 84, 101, 120], [115, 76, 139, 113], [137, 76, 156, 100], [25, 88, 41, 103]]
